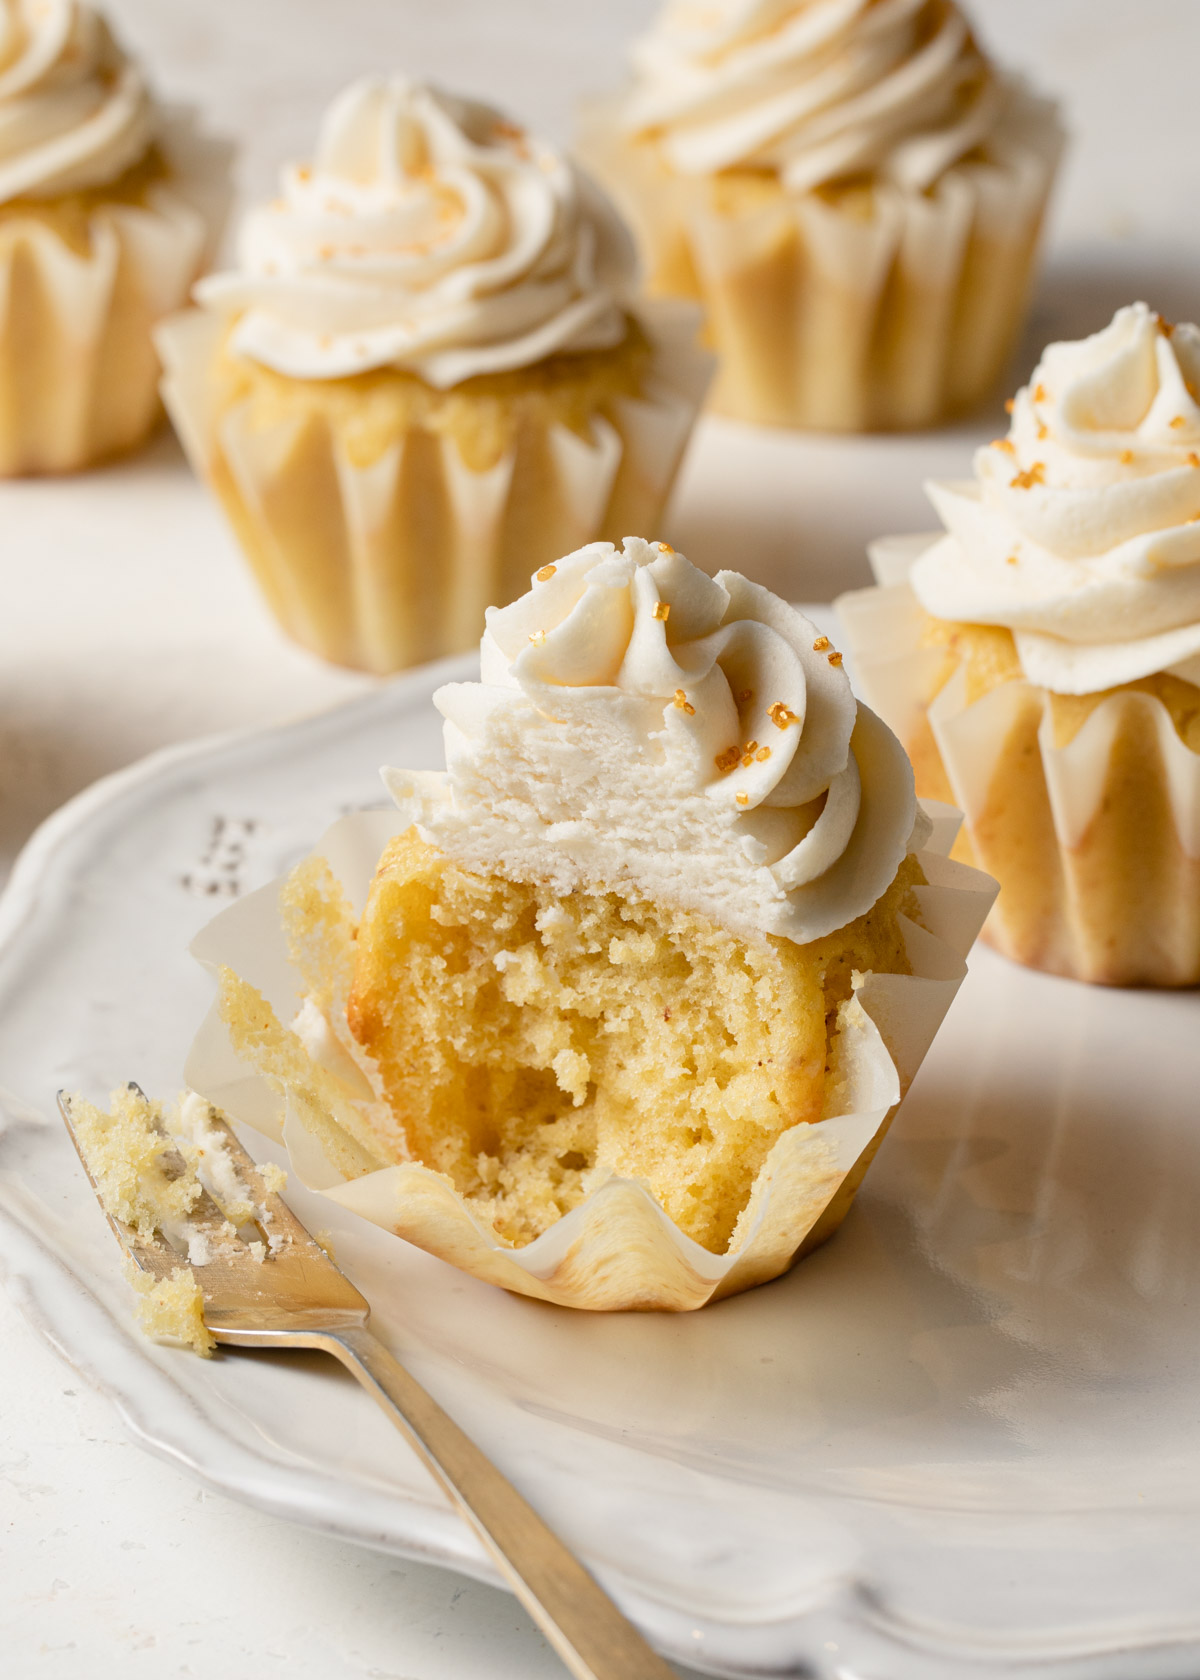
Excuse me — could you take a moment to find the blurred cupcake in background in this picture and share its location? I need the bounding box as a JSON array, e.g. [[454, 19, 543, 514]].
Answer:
[[582, 0, 1063, 432], [157, 77, 711, 676], [0, 0, 224, 474], [839, 304, 1200, 986]]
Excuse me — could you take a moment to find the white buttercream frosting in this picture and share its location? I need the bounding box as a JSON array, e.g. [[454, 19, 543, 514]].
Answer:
[[0, 0, 157, 202], [619, 0, 1008, 193], [196, 76, 637, 387], [910, 303, 1200, 693], [383, 536, 924, 944]]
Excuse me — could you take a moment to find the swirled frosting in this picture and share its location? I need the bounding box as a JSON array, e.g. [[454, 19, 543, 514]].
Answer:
[[619, 0, 1006, 193], [911, 303, 1200, 693], [196, 77, 636, 387], [0, 0, 156, 202], [384, 536, 923, 944]]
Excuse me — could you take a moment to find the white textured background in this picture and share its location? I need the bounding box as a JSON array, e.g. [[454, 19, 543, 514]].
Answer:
[[3, 3, 1200, 1677]]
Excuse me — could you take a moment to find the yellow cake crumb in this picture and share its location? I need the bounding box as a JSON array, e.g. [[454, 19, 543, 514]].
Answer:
[[123, 1259, 215, 1358], [335, 831, 923, 1254]]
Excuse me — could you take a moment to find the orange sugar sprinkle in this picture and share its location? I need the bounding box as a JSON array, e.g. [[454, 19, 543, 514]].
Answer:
[[1037, 422, 1048, 441], [652, 601, 671, 621], [528, 629, 547, 646], [736, 792, 749, 807], [1006, 554, 1019, 566], [812, 636, 831, 652], [673, 689, 695, 715], [1033, 383, 1048, 404], [827, 650, 844, 667], [536, 564, 557, 581], [1189, 453, 1200, 468], [737, 688, 753, 704], [1157, 313, 1176, 337], [1010, 463, 1046, 490], [992, 438, 1016, 455], [767, 702, 798, 729], [656, 541, 675, 554], [1120, 449, 1134, 464], [740, 740, 759, 767], [297, 166, 312, 182], [1171, 416, 1187, 429], [1004, 397, 1015, 414], [714, 746, 740, 773], [755, 746, 771, 763]]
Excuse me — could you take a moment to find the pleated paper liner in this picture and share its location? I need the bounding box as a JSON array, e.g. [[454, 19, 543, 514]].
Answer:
[[0, 110, 226, 475], [580, 84, 1062, 432], [156, 302, 712, 675], [839, 558, 1200, 986], [183, 806, 995, 1312]]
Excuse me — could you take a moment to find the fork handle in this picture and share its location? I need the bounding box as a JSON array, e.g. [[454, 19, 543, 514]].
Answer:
[[324, 1324, 679, 1680]]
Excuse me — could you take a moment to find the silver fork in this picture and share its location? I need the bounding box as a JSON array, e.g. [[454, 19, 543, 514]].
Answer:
[[58, 1090, 679, 1680]]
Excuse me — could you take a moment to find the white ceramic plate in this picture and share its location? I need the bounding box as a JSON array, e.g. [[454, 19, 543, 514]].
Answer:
[[2, 636, 1200, 1680]]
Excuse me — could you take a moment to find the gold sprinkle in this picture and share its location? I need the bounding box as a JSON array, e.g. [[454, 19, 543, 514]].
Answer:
[[827, 650, 843, 667], [812, 636, 831, 652], [714, 746, 740, 773], [1189, 453, 1200, 468], [735, 792, 749, 807], [737, 688, 753, 704], [740, 739, 759, 767], [673, 688, 695, 715], [652, 601, 671, 621], [297, 165, 312, 182], [992, 437, 1016, 455], [656, 541, 675, 554], [767, 702, 798, 729], [1004, 397, 1015, 414], [317, 243, 334, 259], [1033, 383, 1048, 404], [1171, 416, 1187, 430], [1010, 463, 1046, 490], [755, 746, 771, 762], [1006, 554, 1019, 566], [536, 564, 556, 582], [528, 629, 546, 646], [1120, 449, 1134, 464], [1037, 422, 1048, 441], [1157, 313, 1176, 337]]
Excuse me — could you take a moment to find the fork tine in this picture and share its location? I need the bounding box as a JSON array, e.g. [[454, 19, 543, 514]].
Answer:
[[193, 1104, 331, 1256], [57, 1089, 188, 1282]]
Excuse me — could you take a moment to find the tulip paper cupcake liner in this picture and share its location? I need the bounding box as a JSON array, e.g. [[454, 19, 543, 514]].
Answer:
[[0, 111, 225, 476], [157, 301, 711, 676], [183, 805, 995, 1313], [581, 86, 1062, 433], [840, 567, 1200, 987]]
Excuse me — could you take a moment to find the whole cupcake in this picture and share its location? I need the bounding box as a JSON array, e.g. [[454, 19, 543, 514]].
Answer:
[[0, 0, 220, 474], [156, 78, 711, 676], [188, 536, 995, 1311], [839, 303, 1200, 986], [582, 0, 1063, 432]]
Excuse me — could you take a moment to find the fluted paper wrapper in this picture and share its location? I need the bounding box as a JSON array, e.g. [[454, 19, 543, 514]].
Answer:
[[581, 87, 1062, 432], [839, 567, 1200, 986], [0, 111, 224, 475], [183, 807, 995, 1312], [156, 302, 712, 675]]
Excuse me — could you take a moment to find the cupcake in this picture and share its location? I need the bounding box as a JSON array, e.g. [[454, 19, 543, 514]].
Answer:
[[839, 303, 1200, 986], [187, 536, 994, 1311], [156, 78, 711, 676], [0, 0, 221, 474], [581, 0, 1064, 432]]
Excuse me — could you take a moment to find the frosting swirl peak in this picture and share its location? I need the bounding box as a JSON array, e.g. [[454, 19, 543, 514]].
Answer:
[[385, 537, 922, 943], [620, 0, 1004, 193], [911, 303, 1200, 692], [0, 0, 156, 202], [197, 77, 637, 387]]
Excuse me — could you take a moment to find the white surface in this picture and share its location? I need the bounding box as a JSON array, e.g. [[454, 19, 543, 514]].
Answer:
[[4, 672, 1200, 1680], [3, 2, 1200, 1677]]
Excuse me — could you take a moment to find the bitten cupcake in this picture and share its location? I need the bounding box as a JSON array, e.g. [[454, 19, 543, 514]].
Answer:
[[582, 0, 1063, 432], [156, 78, 711, 676], [187, 536, 994, 1311], [0, 0, 220, 474], [839, 303, 1200, 986]]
